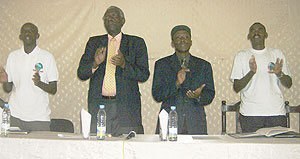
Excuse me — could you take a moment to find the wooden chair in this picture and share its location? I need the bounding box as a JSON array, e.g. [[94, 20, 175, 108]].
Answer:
[[221, 100, 241, 135], [285, 101, 300, 129], [222, 100, 300, 135]]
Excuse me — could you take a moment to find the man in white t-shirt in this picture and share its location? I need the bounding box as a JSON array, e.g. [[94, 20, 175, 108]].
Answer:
[[230, 22, 292, 133], [0, 23, 59, 131]]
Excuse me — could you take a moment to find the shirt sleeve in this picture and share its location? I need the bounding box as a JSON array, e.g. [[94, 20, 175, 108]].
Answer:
[[277, 49, 292, 77], [230, 52, 244, 82], [5, 54, 13, 82], [46, 54, 59, 82]]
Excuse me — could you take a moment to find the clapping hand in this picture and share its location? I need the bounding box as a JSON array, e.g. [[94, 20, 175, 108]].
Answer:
[[93, 47, 107, 68], [32, 70, 41, 86], [176, 67, 190, 86], [111, 50, 125, 68], [186, 84, 206, 98], [0, 66, 8, 83], [274, 58, 283, 75], [249, 55, 257, 73]]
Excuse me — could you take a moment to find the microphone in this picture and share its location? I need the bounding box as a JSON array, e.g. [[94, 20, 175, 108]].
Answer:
[[35, 63, 43, 72], [125, 131, 136, 140], [268, 62, 275, 73]]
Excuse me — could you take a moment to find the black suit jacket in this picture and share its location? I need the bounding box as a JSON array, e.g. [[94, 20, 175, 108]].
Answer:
[[77, 33, 150, 128], [152, 53, 215, 134]]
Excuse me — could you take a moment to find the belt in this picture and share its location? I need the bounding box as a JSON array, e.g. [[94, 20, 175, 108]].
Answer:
[[102, 95, 117, 100]]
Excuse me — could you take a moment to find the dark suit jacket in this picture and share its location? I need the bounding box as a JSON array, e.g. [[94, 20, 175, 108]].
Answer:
[[77, 33, 150, 129], [152, 53, 215, 134], [0, 97, 5, 109]]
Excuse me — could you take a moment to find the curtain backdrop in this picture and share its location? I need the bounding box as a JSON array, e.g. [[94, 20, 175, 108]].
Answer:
[[0, 0, 299, 134]]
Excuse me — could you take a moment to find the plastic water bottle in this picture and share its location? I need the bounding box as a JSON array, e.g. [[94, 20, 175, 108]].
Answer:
[[1, 104, 11, 137], [168, 106, 178, 141], [97, 105, 106, 140]]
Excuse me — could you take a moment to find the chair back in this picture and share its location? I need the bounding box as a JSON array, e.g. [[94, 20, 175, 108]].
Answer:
[[285, 101, 300, 129], [50, 118, 74, 133], [221, 101, 241, 135]]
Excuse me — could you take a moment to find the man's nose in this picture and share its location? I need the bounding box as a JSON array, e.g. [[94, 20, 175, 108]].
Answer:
[[253, 30, 260, 34], [24, 31, 31, 35], [180, 38, 186, 42], [107, 16, 115, 22]]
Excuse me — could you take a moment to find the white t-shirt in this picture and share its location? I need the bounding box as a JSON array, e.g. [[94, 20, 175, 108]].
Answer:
[[5, 46, 59, 121], [230, 48, 292, 116]]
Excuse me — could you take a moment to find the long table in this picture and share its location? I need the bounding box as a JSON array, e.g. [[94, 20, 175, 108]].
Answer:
[[1, 132, 300, 159]]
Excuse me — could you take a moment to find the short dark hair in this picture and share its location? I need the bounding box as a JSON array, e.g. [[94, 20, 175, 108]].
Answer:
[[171, 25, 191, 40], [21, 22, 39, 33], [249, 22, 266, 31]]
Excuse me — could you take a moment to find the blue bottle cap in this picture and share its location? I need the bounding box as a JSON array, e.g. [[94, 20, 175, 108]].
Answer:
[[171, 106, 176, 110], [4, 104, 9, 108], [99, 105, 105, 109]]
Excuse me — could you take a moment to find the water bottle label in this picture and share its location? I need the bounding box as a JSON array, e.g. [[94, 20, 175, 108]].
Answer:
[[97, 126, 106, 137], [1, 124, 10, 134], [168, 128, 177, 137], [1, 124, 9, 130]]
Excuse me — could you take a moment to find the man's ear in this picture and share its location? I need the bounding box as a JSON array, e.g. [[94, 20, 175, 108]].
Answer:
[[121, 18, 125, 27], [36, 33, 40, 39], [247, 33, 250, 40], [265, 32, 268, 39], [171, 41, 174, 48]]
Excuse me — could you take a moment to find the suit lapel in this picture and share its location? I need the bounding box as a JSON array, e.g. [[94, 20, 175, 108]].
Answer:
[[100, 35, 108, 67], [116, 33, 128, 74], [167, 53, 181, 72], [103, 35, 108, 47], [119, 33, 128, 56], [188, 55, 197, 71]]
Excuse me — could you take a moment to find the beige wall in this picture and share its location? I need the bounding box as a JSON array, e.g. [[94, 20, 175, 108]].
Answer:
[[0, 0, 299, 134]]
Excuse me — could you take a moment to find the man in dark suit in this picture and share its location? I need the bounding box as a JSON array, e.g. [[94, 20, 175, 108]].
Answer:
[[152, 25, 215, 135], [77, 6, 149, 136]]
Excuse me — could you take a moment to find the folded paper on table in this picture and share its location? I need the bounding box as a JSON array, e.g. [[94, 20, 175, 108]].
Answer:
[[159, 109, 168, 141], [9, 127, 30, 134], [81, 109, 91, 139], [229, 126, 299, 138]]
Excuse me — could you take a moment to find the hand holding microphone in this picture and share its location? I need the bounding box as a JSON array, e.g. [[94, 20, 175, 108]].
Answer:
[[268, 58, 283, 74], [32, 63, 43, 86]]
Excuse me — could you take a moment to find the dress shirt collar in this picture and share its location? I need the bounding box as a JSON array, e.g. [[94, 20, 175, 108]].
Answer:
[[176, 53, 190, 67], [108, 32, 122, 42]]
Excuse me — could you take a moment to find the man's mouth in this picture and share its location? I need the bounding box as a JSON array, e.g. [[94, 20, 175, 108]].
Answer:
[[178, 43, 187, 46], [253, 35, 260, 39]]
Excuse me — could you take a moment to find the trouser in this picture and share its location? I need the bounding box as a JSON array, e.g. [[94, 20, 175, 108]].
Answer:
[[10, 116, 50, 131], [239, 114, 287, 133], [89, 99, 143, 136]]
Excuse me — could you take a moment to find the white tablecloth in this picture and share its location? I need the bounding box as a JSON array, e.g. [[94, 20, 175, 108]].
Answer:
[[1, 132, 300, 159]]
